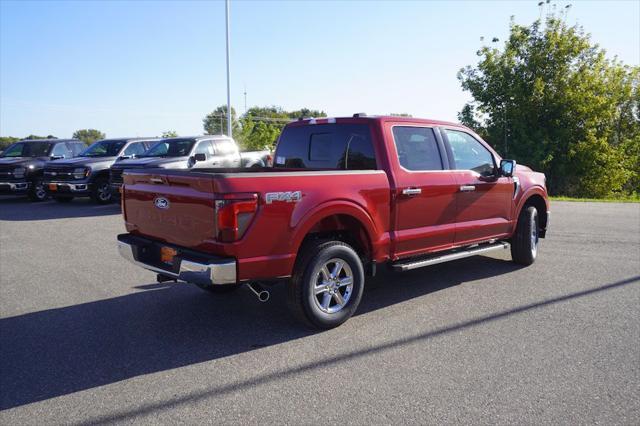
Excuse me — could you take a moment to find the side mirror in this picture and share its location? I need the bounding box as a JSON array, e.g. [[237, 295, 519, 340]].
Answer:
[[193, 153, 207, 162], [118, 155, 132, 161], [500, 159, 516, 177], [50, 155, 64, 160]]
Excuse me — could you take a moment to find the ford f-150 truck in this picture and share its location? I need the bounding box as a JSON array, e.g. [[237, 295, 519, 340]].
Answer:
[[0, 139, 86, 201], [117, 115, 549, 329], [109, 136, 272, 196], [43, 137, 158, 203]]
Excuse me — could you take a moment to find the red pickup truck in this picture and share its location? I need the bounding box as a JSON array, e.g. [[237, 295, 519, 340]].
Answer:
[[117, 115, 549, 329]]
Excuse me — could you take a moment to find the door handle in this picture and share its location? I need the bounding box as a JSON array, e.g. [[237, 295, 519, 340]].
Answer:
[[459, 185, 476, 192], [402, 188, 422, 196]]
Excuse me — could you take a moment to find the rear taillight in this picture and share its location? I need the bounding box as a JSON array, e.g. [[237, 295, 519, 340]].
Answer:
[[214, 193, 258, 242]]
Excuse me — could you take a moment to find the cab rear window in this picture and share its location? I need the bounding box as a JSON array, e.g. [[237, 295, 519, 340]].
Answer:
[[274, 124, 377, 170]]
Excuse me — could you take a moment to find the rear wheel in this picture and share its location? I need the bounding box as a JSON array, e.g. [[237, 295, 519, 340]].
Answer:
[[287, 240, 365, 329], [54, 196, 74, 203], [27, 179, 47, 202], [91, 178, 112, 204], [511, 205, 539, 265]]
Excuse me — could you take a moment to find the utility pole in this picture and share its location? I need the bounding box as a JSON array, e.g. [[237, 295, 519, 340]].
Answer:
[[225, 0, 232, 138], [243, 84, 247, 114]]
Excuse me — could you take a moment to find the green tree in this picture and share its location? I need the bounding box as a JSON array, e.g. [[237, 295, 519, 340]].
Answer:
[[0, 136, 20, 150], [24, 134, 57, 140], [458, 6, 639, 197], [238, 106, 288, 150], [239, 119, 283, 151], [203, 105, 241, 137], [72, 129, 105, 145], [238, 106, 326, 150], [287, 108, 327, 119], [203, 105, 327, 150], [161, 130, 178, 138]]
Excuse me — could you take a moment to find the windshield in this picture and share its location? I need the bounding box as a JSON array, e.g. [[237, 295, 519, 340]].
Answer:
[[80, 140, 126, 157], [141, 139, 195, 157], [0, 142, 52, 158]]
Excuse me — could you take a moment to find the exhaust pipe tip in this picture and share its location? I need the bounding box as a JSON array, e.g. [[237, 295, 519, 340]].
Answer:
[[257, 290, 270, 303], [246, 282, 270, 302]]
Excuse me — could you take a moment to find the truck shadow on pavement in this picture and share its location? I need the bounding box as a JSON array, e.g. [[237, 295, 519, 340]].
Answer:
[[2, 257, 635, 411], [0, 196, 121, 221]]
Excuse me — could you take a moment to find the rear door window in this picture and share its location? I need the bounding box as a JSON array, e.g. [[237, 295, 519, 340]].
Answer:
[[392, 126, 443, 171], [275, 124, 376, 170]]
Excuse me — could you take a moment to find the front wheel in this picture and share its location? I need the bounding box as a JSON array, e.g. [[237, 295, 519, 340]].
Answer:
[[91, 179, 112, 204], [511, 205, 539, 265], [287, 240, 365, 329], [27, 179, 47, 202]]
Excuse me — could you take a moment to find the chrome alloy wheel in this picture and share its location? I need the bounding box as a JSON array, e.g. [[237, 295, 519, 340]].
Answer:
[[313, 258, 354, 314], [531, 210, 539, 258]]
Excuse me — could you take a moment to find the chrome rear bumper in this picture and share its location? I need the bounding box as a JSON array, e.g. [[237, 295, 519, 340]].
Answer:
[[117, 236, 236, 286]]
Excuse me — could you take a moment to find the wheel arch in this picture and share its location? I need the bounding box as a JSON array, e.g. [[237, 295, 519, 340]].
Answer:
[[517, 190, 548, 237], [291, 202, 378, 274]]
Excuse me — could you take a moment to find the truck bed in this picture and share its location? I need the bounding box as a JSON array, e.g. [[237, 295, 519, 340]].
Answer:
[[121, 167, 391, 281]]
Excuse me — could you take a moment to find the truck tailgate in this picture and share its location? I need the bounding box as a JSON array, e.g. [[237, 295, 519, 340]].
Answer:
[[122, 170, 217, 249]]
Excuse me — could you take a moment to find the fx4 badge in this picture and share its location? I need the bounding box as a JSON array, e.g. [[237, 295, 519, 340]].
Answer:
[[265, 191, 302, 204]]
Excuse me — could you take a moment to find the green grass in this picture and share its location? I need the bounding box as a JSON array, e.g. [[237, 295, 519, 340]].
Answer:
[[550, 195, 640, 203]]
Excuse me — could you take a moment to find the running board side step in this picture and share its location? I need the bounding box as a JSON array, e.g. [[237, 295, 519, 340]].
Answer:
[[392, 242, 510, 272]]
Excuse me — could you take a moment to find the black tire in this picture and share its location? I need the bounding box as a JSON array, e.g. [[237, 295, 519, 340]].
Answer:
[[287, 240, 365, 329], [91, 178, 112, 204], [199, 283, 242, 294], [27, 178, 47, 202], [54, 196, 74, 203], [511, 205, 539, 266]]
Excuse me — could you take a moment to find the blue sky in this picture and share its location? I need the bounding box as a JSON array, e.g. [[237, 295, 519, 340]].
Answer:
[[1, 0, 638, 138]]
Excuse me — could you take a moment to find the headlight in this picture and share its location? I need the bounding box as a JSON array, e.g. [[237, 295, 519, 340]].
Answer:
[[12, 167, 26, 179], [73, 167, 90, 179]]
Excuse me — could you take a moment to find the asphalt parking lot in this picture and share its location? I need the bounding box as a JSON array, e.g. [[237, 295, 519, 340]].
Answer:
[[0, 197, 638, 425]]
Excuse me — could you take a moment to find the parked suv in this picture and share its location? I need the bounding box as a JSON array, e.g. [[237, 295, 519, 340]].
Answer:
[[0, 139, 85, 201], [109, 135, 270, 195], [43, 138, 157, 203]]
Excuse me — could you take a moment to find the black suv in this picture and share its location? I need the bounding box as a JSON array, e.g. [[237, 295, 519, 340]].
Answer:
[[43, 138, 157, 204], [0, 139, 85, 201]]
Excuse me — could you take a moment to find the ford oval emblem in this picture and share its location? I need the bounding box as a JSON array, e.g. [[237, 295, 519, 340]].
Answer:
[[154, 197, 169, 209]]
